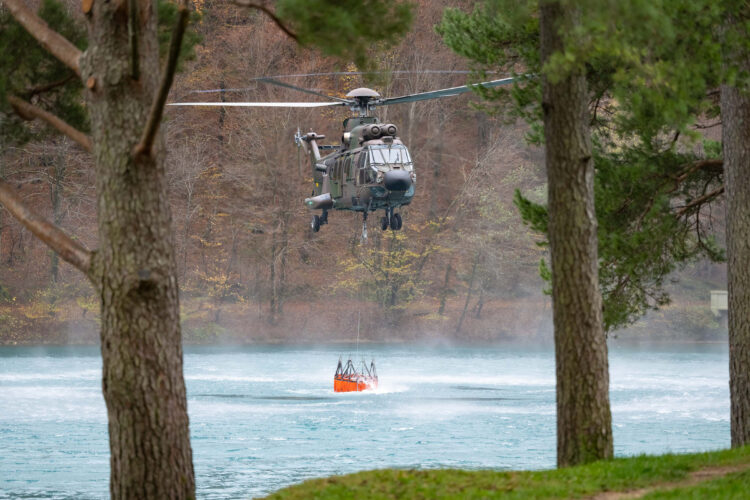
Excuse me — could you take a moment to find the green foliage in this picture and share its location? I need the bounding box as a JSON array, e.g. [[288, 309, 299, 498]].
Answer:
[[513, 189, 547, 238], [276, 0, 413, 71], [158, 0, 202, 69], [442, 0, 729, 332], [515, 143, 725, 331], [0, 0, 201, 146], [437, 1, 542, 140], [264, 445, 750, 499], [0, 0, 89, 144]]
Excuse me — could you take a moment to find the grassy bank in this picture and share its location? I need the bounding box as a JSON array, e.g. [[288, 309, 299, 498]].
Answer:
[[263, 446, 750, 499]]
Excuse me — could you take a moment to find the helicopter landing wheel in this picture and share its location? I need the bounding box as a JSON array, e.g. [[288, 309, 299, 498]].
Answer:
[[321, 209, 329, 225], [380, 216, 389, 231], [311, 214, 321, 232], [390, 213, 402, 231]]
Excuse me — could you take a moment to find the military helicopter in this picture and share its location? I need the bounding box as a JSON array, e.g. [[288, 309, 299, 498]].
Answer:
[[170, 75, 514, 238]]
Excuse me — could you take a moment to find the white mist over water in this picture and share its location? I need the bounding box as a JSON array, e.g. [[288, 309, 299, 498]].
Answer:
[[0, 342, 730, 499]]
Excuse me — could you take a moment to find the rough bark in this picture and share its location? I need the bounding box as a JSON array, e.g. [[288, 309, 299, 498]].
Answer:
[[79, 0, 194, 496], [540, 0, 613, 467], [721, 15, 750, 448]]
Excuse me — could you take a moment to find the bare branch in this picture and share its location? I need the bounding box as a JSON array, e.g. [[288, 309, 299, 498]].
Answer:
[[1, 0, 82, 77], [675, 186, 725, 217], [7, 95, 93, 153], [673, 158, 723, 185], [133, 2, 189, 157], [24, 75, 76, 98], [230, 0, 299, 41], [0, 181, 91, 274], [628, 158, 723, 229]]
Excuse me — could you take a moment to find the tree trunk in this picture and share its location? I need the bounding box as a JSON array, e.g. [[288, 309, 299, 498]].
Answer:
[[181, 185, 194, 282], [429, 107, 447, 221], [438, 261, 452, 315], [49, 149, 65, 283], [721, 14, 750, 448], [473, 289, 484, 319], [79, 1, 194, 496], [540, 0, 613, 467], [278, 213, 289, 316], [455, 254, 478, 335], [269, 226, 278, 323]]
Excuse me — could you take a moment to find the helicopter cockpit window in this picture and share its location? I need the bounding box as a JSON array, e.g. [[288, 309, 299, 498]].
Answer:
[[367, 145, 412, 171]]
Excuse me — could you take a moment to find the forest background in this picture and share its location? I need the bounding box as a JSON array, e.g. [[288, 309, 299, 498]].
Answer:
[[0, 0, 727, 345]]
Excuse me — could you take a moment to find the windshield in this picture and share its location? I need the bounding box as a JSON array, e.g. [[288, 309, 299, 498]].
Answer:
[[367, 145, 412, 167]]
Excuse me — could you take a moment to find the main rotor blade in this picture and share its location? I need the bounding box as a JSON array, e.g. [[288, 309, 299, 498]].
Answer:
[[184, 71, 489, 95], [257, 78, 350, 103], [375, 77, 516, 106], [168, 101, 346, 108]]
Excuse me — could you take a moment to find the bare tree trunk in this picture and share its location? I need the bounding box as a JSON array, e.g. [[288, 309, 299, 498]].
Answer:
[[455, 254, 478, 335], [181, 186, 194, 282], [49, 148, 65, 283], [278, 213, 289, 316], [540, 0, 613, 467], [721, 13, 750, 447], [80, 1, 194, 496], [429, 107, 447, 221], [269, 226, 278, 324], [473, 289, 484, 319], [438, 261, 452, 315]]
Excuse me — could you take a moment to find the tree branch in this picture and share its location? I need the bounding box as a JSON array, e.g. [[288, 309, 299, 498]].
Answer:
[[230, 0, 299, 41], [673, 158, 723, 185], [628, 158, 723, 229], [133, 1, 189, 157], [24, 75, 76, 98], [7, 95, 93, 153], [0, 181, 91, 274], [675, 186, 725, 217], [1, 0, 82, 77]]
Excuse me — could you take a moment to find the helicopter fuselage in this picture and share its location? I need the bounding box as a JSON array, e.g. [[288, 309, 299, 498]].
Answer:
[[302, 116, 416, 214]]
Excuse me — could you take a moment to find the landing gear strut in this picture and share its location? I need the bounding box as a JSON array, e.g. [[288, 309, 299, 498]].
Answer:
[[311, 210, 329, 233]]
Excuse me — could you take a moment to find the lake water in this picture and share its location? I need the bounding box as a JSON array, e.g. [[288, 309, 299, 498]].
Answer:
[[0, 342, 729, 499]]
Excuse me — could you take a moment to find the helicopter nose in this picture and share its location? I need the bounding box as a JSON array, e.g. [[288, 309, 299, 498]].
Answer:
[[384, 169, 412, 191]]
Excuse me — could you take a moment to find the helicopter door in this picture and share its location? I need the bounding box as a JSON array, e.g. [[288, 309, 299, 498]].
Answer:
[[330, 157, 342, 199], [346, 155, 355, 182], [355, 152, 370, 185]]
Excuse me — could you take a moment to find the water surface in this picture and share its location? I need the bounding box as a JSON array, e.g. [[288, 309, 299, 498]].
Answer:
[[0, 342, 729, 499]]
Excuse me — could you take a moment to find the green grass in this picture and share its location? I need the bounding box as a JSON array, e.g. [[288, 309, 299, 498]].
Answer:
[[643, 469, 750, 499], [262, 446, 750, 499]]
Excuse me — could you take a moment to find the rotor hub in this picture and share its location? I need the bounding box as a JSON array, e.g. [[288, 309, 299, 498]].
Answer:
[[346, 88, 381, 116]]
